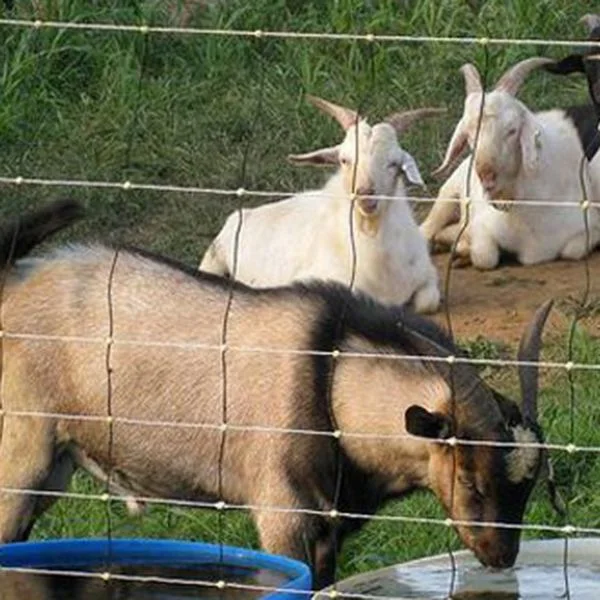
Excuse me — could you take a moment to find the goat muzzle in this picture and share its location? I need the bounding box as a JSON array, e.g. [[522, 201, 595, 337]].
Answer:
[[477, 546, 518, 570], [355, 188, 379, 216], [469, 529, 520, 570], [357, 197, 379, 216], [476, 164, 498, 193]]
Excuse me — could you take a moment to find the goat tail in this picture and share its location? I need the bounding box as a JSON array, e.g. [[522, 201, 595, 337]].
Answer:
[[0, 199, 84, 269]]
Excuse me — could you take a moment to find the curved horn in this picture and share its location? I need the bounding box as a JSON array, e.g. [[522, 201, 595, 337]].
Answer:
[[385, 107, 446, 135], [431, 117, 469, 178], [494, 57, 554, 96], [517, 299, 554, 424], [460, 63, 483, 96], [580, 13, 600, 34], [305, 95, 360, 131]]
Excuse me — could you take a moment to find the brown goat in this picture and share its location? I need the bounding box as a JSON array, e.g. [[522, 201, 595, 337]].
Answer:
[[0, 201, 553, 588]]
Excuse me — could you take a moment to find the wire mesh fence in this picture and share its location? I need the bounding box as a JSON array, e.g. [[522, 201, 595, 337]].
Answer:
[[0, 1, 599, 598]]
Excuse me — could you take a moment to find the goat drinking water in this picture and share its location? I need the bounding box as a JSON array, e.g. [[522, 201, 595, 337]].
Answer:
[[0, 201, 554, 587]]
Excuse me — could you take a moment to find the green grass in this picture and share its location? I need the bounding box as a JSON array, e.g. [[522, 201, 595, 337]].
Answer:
[[0, 0, 599, 584]]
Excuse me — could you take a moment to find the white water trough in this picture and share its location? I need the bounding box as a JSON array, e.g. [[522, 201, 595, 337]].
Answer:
[[314, 538, 600, 599]]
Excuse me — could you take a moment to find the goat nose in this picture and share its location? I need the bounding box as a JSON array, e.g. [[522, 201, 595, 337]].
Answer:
[[355, 187, 378, 215], [477, 164, 497, 191], [356, 186, 375, 198], [483, 546, 517, 570]]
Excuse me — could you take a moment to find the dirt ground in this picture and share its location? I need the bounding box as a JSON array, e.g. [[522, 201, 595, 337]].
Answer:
[[428, 251, 600, 346]]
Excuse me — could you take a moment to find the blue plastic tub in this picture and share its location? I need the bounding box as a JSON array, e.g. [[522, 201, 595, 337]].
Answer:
[[0, 538, 312, 599]]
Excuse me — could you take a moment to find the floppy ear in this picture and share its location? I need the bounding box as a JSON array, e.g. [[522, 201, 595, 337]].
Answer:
[[432, 117, 469, 178], [405, 405, 453, 440], [519, 113, 541, 176], [287, 146, 340, 166], [401, 151, 425, 186]]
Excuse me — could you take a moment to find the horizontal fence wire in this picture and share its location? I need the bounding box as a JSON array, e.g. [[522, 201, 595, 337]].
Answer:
[[1, 17, 600, 48], [0, 330, 598, 372], [1, 407, 597, 452], [0, 486, 594, 536], [0, 175, 596, 209], [0, 562, 528, 600]]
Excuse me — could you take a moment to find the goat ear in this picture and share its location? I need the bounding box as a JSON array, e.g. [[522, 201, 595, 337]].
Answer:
[[401, 151, 425, 186], [287, 146, 339, 166], [519, 113, 541, 176], [405, 405, 452, 440], [543, 55, 585, 76], [432, 117, 469, 179], [492, 390, 522, 428]]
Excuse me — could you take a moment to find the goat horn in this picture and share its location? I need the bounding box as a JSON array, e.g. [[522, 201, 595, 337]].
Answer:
[[385, 108, 446, 135], [580, 13, 600, 34], [460, 63, 483, 96], [517, 299, 554, 424], [494, 57, 554, 96], [305, 95, 360, 131]]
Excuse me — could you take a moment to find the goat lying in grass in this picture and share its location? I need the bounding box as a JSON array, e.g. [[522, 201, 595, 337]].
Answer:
[[0, 200, 557, 588], [420, 57, 600, 269], [200, 95, 444, 313]]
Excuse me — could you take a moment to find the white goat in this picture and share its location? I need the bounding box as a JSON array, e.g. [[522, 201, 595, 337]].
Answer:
[[200, 95, 444, 313], [420, 57, 600, 269]]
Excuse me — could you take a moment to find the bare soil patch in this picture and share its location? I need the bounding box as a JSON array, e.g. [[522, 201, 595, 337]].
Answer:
[[429, 252, 600, 346]]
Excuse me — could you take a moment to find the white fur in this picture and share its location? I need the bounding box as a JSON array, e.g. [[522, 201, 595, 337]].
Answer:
[[200, 118, 440, 313], [506, 425, 540, 483], [421, 89, 600, 269]]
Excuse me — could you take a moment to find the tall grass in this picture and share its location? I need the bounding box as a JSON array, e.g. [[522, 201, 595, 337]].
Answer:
[[0, 0, 599, 581]]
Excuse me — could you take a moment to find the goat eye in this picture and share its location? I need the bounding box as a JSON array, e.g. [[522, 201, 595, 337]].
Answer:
[[340, 157, 350, 166], [507, 128, 518, 137], [388, 161, 400, 170], [459, 476, 484, 499]]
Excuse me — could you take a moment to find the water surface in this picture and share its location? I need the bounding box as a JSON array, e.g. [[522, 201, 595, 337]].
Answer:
[[0, 562, 290, 599], [330, 564, 600, 599]]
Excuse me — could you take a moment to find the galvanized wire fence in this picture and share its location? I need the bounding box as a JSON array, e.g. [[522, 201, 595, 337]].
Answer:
[[0, 9, 599, 599]]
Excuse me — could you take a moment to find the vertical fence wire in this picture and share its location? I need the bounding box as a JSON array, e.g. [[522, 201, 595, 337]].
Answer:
[[102, 9, 151, 582], [561, 142, 596, 598], [103, 247, 120, 580], [440, 30, 491, 598], [326, 37, 377, 591], [214, 34, 267, 584], [123, 29, 150, 172]]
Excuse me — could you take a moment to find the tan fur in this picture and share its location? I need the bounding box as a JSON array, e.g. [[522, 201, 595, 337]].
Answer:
[[0, 247, 319, 522], [333, 339, 449, 491], [0, 243, 451, 581], [0, 240, 546, 585]]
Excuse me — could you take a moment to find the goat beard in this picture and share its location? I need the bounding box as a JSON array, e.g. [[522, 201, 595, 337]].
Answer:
[[355, 200, 382, 236], [487, 184, 516, 212], [490, 196, 514, 213]]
